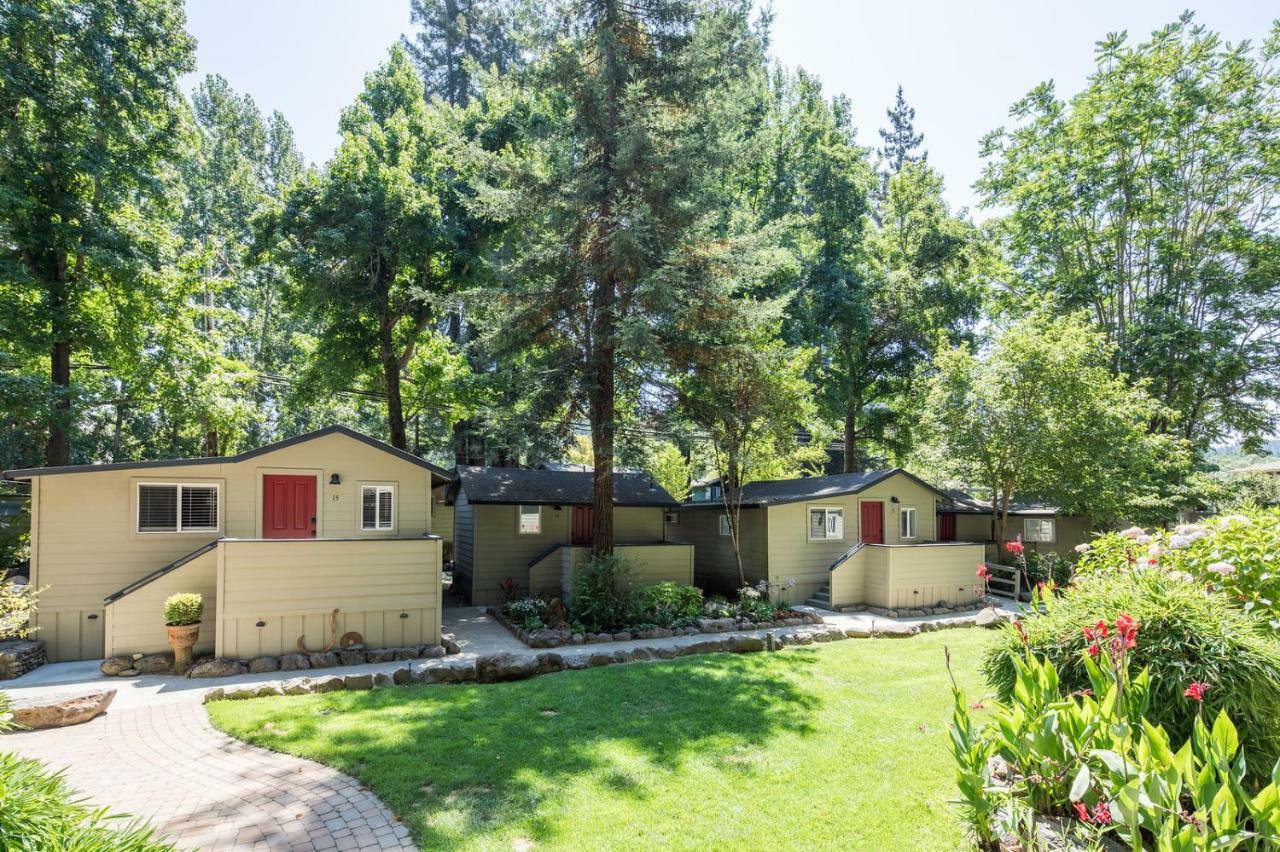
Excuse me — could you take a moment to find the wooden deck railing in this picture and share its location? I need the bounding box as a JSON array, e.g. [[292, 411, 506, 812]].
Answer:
[[983, 562, 1021, 601]]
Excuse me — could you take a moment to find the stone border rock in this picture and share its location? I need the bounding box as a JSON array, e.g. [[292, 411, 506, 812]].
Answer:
[[204, 613, 990, 705], [839, 601, 987, 618], [100, 633, 464, 680], [489, 607, 825, 649], [0, 639, 46, 680]]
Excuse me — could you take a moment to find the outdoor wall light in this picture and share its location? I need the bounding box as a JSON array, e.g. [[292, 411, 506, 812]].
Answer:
[[256, 620, 266, 628], [399, 612, 409, 619], [890, 496, 901, 503], [329, 473, 341, 485]]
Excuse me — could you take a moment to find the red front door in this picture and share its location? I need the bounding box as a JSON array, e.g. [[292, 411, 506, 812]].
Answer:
[[571, 506, 594, 545], [860, 501, 884, 544], [263, 474, 317, 539], [938, 513, 957, 542]]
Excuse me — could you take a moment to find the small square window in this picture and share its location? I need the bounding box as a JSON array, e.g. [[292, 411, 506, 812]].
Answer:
[[518, 505, 542, 534], [361, 485, 395, 531]]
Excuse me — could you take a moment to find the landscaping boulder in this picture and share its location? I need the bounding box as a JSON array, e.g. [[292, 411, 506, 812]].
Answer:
[[871, 622, 920, 638], [612, 631, 632, 643], [310, 675, 345, 693], [975, 607, 1012, 629], [255, 682, 284, 697], [366, 648, 397, 663], [308, 651, 339, 669], [8, 689, 115, 730], [534, 652, 565, 675], [279, 652, 310, 671], [134, 653, 174, 674], [0, 640, 46, 680], [696, 617, 735, 633], [188, 658, 247, 679], [729, 635, 766, 653], [476, 652, 538, 683], [117, 669, 140, 677], [248, 656, 280, 674], [336, 649, 366, 667], [343, 673, 374, 690], [419, 644, 446, 659], [441, 634, 461, 655], [282, 677, 312, 695], [393, 665, 413, 685], [202, 687, 226, 703], [373, 671, 396, 688], [99, 655, 133, 677]]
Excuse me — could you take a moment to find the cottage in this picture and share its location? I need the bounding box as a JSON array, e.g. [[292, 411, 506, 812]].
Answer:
[[670, 469, 987, 611], [4, 426, 450, 663], [448, 466, 692, 606], [937, 491, 1091, 561]]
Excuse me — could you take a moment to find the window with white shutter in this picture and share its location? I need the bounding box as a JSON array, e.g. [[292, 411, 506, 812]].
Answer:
[[361, 485, 395, 531], [138, 483, 219, 533]]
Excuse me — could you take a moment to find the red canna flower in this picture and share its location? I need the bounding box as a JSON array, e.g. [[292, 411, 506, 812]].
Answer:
[[976, 564, 990, 579], [1073, 802, 1090, 822], [1184, 681, 1211, 702], [1013, 619, 1029, 645], [1005, 537, 1024, 555], [1086, 643, 1100, 658], [1114, 613, 1137, 634]]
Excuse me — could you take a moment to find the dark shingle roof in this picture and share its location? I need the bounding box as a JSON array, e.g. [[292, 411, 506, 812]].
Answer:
[[938, 489, 1059, 516], [3, 425, 452, 485], [681, 468, 946, 509], [455, 466, 678, 507]]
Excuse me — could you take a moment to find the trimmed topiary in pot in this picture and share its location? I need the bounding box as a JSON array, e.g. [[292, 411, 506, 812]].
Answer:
[[163, 592, 203, 627]]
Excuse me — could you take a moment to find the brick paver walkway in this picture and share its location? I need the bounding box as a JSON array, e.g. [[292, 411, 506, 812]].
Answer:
[[4, 702, 415, 851]]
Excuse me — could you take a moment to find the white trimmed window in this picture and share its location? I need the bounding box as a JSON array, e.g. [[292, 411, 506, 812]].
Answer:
[[518, 504, 542, 534], [137, 484, 219, 533], [361, 485, 395, 531], [808, 507, 844, 541], [719, 514, 732, 536], [1024, 518, 1056, 543], [899, 507, 917, 539]]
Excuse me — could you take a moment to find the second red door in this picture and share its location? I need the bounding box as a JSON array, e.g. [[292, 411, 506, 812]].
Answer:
[[860, 501, 884, 544], [263, 474, 317, 539]]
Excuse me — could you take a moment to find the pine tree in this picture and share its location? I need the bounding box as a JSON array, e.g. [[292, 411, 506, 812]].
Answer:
[[878, 84, 926, 173], [402, 0, 521, 107]]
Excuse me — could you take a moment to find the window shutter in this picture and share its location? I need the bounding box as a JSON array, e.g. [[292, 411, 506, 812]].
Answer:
[[180, 486, 218, 530], [378, 489, 393, 529], [362, 487, 377, 530], [139, 485, 178, 532]]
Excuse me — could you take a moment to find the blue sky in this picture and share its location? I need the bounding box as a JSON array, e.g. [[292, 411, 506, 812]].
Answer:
[[182, 0, 1276, 213]]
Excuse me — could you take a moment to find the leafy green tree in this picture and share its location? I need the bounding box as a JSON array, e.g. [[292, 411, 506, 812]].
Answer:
[[645, 441, 694, 503], [0, 0, 195, 465], [482, 0, 776, 553], [275, 45, 476, 450], [676, 324, 825, 585], [878, 84, 926, 174], [979, 14, 1280, 451], [922, 311, 1189, 550]]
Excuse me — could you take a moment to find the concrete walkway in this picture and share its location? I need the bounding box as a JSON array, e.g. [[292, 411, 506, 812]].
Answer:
[[4, 701, 415, 851]]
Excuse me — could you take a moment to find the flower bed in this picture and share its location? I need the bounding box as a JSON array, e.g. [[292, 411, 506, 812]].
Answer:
[[489, 604, 823, 649]]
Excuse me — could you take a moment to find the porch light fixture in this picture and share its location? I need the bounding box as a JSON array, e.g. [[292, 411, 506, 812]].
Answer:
[[399, 612, 409, 619], [890, 496, 900, 503], [329, 473, 341, 485], [256, 620, 266, 628]]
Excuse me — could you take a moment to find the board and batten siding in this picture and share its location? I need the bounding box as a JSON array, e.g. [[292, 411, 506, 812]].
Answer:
[[877, 543, 985, 609], [215, 538, 441, 659], [103, 548, 218, 657], [669, 507, 767, 596], [26, 430, 437, 662]]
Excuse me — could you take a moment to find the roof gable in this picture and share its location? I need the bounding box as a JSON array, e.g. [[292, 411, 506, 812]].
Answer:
[[3, 425, 451, 484], [456, 466, 678, 507]]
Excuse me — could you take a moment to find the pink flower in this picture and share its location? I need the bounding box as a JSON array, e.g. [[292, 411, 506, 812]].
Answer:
[[1073, 802, 1090, 822], [1184, 681, 1211, 702], [1206, 561, 1236, 576], [976, 564, 990, 579], [1091, 802, 1112, 825], [1005, 537, 1024, 555], [1120, 526, 1146, 539]]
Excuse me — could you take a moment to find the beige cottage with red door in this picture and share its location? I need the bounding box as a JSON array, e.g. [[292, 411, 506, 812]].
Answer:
[[4, 426, 449, 663]]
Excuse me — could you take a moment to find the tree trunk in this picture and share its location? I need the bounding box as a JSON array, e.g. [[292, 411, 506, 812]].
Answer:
[[379, 313, 407, 450], [842, 405, 857, 473], [46, 337, 71, 467], [589, 339, 615, 555]]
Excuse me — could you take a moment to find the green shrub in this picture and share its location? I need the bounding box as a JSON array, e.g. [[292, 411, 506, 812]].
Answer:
[[1076, 509, 1280, 629], [0, 748, 172, 851], [983, 571, 1280, 771], [641, 582, 702, 626], [952, 629, 1280, 849], [571, 553, 638, 632], [162, 593, 203, 627]]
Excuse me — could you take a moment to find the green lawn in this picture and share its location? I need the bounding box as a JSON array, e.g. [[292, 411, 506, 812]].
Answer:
[[208, 630, 995, 851]]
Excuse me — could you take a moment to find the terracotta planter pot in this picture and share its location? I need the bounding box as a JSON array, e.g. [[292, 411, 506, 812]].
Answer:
[[166, 622, 200, 673]]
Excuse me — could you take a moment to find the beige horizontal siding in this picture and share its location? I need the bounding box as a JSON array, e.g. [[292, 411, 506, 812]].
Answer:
[[215, 537, 440, 659], [28, 430, 437, 661], [103, 547, 218, 657]]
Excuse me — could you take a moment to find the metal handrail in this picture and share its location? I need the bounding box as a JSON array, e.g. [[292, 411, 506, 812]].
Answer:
[[828, 541, 865, 571]]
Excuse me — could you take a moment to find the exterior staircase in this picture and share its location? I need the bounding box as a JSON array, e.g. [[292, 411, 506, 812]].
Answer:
[[805, 583, 831, 609]]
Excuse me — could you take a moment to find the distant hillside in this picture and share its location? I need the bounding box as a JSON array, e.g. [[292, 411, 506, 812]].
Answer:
[[1207, 440, 1280, 473]]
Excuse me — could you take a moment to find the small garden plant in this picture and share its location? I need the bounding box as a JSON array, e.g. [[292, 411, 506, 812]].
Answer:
[[163, 593, 203, 626], [950, 613, 1280, 850]]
